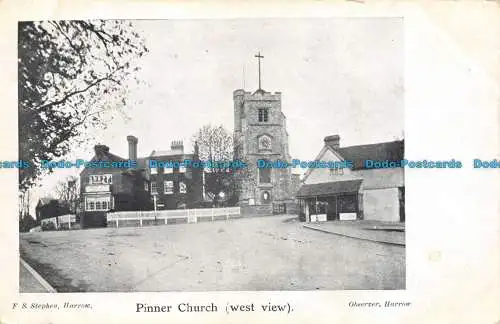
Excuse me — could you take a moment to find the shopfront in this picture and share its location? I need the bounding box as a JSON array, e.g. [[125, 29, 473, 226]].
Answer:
[[297, 180, 362, 222]]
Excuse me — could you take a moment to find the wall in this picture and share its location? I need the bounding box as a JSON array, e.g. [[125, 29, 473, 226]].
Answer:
[[80, 211, 107, 228], [363, 188, 400, 222], [357, 168, 404, 190], [241, 204, 273, 216]]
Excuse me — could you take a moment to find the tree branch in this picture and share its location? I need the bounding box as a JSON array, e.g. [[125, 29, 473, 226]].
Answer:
[[35, 66, 124, 112]]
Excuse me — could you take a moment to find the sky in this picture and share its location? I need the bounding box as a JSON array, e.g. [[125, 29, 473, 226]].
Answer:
[[29, 18, 404, 214]]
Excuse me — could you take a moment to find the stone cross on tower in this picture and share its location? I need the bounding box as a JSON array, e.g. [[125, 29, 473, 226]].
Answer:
[[255, 51, 264, 90]]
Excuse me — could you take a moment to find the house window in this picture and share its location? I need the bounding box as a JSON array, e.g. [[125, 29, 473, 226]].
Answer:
[[258, 108, 268, 122], [151, 182, 158, 194], [164, 181, 174, 194], [179, 181, 187, 194], [164, 167, 173, 174], [151, 167, 157, 175], [179, 164, 186, 173], [329, 168, 344, 176], [85, 196, 111, 211]]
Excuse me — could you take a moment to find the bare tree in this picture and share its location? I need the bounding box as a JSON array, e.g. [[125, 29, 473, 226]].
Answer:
[[19, 190, 36, 232], [192, 124, 258, 206], [19, 190, 32, 218], [54, 176, 80, 213], [192, 125, 238, 205]]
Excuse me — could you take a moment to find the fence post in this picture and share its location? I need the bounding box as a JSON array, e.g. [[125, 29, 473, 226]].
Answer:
[[140, 215, 143, 227], [116, 217, 119, 228], [68, 214, 71, 229]]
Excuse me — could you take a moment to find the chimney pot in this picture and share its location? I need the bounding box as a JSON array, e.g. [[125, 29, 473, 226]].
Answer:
[[127, 135, 138, 160], [324, 135, 340, 149], [170, 140, 184, 153]]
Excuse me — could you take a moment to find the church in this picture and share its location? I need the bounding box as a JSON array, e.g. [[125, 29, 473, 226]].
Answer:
[[233, 53, 299, 215]]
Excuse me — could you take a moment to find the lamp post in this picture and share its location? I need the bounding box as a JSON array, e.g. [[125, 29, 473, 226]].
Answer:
[[68, 179, 77, 229], [153, 193, 157, 224]]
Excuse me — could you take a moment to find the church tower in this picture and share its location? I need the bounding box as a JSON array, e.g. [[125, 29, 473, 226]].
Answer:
[[234, 53, 294, 213]]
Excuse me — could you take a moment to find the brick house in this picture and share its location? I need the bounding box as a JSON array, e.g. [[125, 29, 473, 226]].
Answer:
[[297, 135, 405, 222], [79, 135, 152, 228], [147, 140, 203, 210]]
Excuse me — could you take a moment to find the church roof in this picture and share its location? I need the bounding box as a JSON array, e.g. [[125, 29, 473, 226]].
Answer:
[[253, 88, 267, 95]]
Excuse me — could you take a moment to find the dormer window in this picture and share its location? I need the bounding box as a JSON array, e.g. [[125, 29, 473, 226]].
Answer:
[[330, 168, 344, 176], [258, 108, 268, 122]]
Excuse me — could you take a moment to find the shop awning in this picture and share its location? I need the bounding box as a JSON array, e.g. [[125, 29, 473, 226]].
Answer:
[[296, 180, 362, 198]]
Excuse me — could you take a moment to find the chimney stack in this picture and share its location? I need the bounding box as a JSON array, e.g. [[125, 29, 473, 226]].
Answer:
[[94, 144, 110, 157], [324, 135, 340, 149], [127, 135, 138, 160], [171, 140, 184, 153]]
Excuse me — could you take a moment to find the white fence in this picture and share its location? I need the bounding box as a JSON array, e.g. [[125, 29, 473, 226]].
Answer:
[[107, 207, 241, 227], [40, 214, 76, 229]]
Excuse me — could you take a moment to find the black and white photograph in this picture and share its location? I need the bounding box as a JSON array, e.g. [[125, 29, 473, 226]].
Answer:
[[17, 18, 406, 292]]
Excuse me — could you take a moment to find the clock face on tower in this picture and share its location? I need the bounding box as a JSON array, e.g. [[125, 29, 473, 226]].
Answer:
[[258, 135, 272, 151]]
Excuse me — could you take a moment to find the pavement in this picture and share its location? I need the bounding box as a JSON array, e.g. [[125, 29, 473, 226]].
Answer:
[[19, 259, 56, 293], [303, 220, 405, 246], [19, 215, 405, 292]]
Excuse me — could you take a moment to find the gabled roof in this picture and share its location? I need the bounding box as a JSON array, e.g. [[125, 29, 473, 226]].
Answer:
[[36, 198, 68, 207], [296, 180, 363, 198], [79, 148, 128, 176], [334, 140, 404, 170], [84, 152, 127, 164], [301, 138, 404, 183], [37, 197, 55, 206]]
